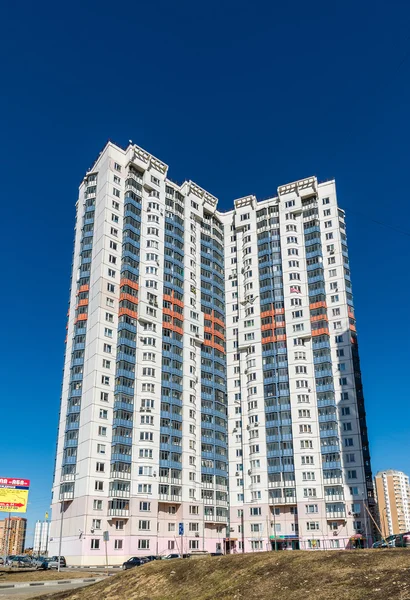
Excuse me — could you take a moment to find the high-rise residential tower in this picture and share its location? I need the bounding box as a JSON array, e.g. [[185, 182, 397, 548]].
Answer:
[[375, 470, 410, 537], [49, 142, 374, 563], [0, 517, 27, 555]]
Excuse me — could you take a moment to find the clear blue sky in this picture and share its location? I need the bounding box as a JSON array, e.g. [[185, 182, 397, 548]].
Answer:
[[1, 0, 410, 545]]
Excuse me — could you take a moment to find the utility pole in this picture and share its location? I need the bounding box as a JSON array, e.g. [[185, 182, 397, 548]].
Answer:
[[4, 513, 11, 561], [272, 506, 277, 551], [58, 501, 65, 572]]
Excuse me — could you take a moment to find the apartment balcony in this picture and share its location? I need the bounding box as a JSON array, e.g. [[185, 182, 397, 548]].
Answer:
[[59, 491, 74, 501], [110, 470, 131, 480], [326, 510, 346, 519], [62, 456, 77, 465], [109, 489, 130, 499], [204, 514, 227, 523], [317, 398, 336, 408], [269, 496, 297, 505], [113, 418, 133, 428], [72, 342, 85, 352], [268, 481, 283, 488], [71, 357, 84, 367], [312, 339, 331, 350], [320, 429, 339, 438], [60, 473, 76, 482], [159, 476, 182, 485], [158, 494, 182, 503], [108, 508, 129, 517], [316, 383, 334, 393], [70, 389, 82, 398], [322, 461, 341, 469], [114, 400, 134, 412], [215, 499, 228, 506], [325, 494, 345, 502], [111, 453, 132, 463], [65, 422, 80, 432], [323, 476, 343, 485], [64, 439, 78, 448], [321, 444, 340, 453], [112, 435, 133, 446], [318, 414, 337, 423], [67, 405, 81, 415]]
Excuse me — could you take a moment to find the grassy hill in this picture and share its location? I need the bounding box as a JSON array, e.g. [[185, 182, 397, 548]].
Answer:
[[35, 549, 410, 600]]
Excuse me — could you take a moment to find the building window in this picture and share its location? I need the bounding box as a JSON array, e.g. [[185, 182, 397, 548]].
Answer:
[[114, 540, 123, 549], [91, 539, 100, 549], [93, 500, 103, 510], [138, 539, 150, 549]]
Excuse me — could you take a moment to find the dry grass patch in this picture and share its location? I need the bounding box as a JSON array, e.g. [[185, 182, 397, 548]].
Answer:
[[31, 549, 410, 600]]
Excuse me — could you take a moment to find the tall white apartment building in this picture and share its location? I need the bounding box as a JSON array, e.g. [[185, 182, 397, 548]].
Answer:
[[375, 470, 410, 537], [33, 521, 50, 554], [49, 141, 374, 564]]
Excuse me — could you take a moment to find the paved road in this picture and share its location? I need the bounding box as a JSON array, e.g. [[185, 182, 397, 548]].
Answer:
[[0, 580, 94, 598]]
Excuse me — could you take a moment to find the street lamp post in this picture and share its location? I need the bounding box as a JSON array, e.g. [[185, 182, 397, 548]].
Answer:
[[57, 500, 65, 573]]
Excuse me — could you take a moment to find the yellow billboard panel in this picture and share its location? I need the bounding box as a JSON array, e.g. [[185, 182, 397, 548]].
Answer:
[[0, 488, 29, 513]]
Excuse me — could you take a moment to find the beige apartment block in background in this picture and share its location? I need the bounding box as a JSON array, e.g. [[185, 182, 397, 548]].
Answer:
[[375, 470, 410, 537], [0, 517, 27, 555]]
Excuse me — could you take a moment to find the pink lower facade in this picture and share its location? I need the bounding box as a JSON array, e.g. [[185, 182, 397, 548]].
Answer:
[[48, 497, 372, 565]]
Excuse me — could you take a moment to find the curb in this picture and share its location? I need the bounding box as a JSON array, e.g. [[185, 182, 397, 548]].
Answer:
[[0, 577, 103, 589], [67, 565, 122, 569]]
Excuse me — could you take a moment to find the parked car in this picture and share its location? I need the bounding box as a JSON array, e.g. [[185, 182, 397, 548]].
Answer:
[[142, 555, 159, 562], [393, 532, 410, 548], [122, 557, 147, 570], [50, 556, 66, 567], [9, 556, 32, 568], [161, 554, 181, 560], [32, 556, 49, 570]]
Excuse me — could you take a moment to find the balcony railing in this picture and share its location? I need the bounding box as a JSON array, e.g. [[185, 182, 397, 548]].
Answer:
[[158, 494, 182, 503], [108, 508, 130, 517]]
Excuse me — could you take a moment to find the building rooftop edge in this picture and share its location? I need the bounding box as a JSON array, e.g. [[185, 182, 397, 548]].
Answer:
[[86, 139, 335, 216]]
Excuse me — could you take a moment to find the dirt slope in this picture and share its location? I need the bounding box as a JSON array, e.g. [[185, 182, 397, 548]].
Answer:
[[33, 549, 410, 600]]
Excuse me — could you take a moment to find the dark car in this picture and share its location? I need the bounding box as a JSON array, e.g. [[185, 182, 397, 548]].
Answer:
[[122, 557, 146, 570], [142, 555, 159, 562], [50, 556, 67, 567]]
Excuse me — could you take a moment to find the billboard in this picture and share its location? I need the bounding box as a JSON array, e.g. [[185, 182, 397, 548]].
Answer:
[[0, 478, 30, 513]]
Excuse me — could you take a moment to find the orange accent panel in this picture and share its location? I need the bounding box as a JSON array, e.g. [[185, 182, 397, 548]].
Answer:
[[262, 336, 275, 344], [276, 334, 286, 341], [349, 324, 357, 332], [173, 298, 184, 309], [311, 314, 328, 323], [163, 294, 173, 304], [163, 308, 173, 318], [213, 317, 225, 329], [120, 292, 138, 304], [119, 307, 138, 319], [120, 278, 139, 291], [261, 323, 273, 331], [261, 310, 274, 319], [77, 299, 89, 307], [74, 314, 88, 324], [311, 328, 329, 336], [204, 326, 213, 335], [213, 330, 225, 342], [79, 284, 89, 293], [310, 301, 327, 310]]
